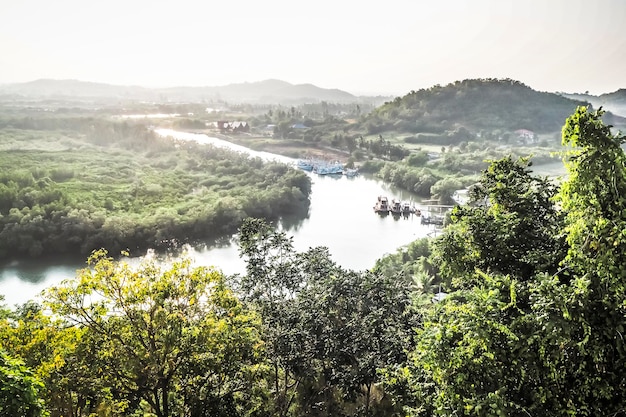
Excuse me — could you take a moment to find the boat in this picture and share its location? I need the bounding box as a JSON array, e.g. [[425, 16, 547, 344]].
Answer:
[[313, 161, 343, 175], [344, 168, 359, 177], [296, 159, 314, 171], [421, 214, 444, 226], [390, 199, 402, 215], [402, 201, 419, 216], [373, 196, 390, 213]]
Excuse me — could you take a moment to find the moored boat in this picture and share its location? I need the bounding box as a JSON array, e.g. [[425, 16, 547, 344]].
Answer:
[[344, 168, 359, 177], [402, 201, 419, 216], [314, 161, 343, 175], [421, 214, 444, 225], [390, 199, 402, 215], [296, 159, 314, 171], [374, 196, 390, 213]]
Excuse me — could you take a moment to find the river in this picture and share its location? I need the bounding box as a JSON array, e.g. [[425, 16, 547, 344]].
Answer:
[[0, 130, 441, 306]]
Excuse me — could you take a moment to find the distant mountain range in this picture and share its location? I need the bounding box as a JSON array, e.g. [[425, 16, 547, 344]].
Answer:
[[1, 78, 624, 132], [0, 79, 388, 105]]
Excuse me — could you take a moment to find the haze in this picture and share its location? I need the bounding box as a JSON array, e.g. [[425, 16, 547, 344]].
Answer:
[[1, 0, 624, 96]]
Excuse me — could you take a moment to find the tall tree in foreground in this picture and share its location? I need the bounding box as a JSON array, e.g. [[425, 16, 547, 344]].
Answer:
[[392, 107, 626, 416], [237, 218, 416, 416], [45, 250, 263, 417], [533, 106, 626, 414], [393, 156, 567, 416]]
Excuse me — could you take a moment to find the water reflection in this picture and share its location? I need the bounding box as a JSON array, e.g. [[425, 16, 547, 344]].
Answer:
[[278, 203, 311, 233], [0, 259, 84, 307]]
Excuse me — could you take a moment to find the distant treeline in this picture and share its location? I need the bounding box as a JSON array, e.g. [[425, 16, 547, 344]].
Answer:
[[0, 116, 311, 260]]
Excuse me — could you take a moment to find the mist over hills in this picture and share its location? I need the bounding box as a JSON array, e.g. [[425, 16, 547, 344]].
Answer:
[[561, 89, 626, 118], [1, 78, 624, 134], [0, 78, 384, 105]]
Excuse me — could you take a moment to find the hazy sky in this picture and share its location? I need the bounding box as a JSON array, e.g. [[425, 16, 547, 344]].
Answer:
[[1, 0, 624, 96]]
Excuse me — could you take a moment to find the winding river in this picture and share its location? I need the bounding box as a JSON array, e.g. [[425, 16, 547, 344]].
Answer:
[[0, 130, 442, 306]]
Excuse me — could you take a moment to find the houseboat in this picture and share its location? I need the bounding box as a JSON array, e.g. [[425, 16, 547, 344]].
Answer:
[[374, 196, 390, 213], [390, 199, 402, 215]]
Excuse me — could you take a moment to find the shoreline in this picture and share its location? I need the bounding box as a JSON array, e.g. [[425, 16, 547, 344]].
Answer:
[[184, 128, 353, 163]]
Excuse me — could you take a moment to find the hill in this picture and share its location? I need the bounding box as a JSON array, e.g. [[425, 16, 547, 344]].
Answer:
[[361, 78, 593, 136], [0, 78, 370, 105], [561, 89, 626, 118]]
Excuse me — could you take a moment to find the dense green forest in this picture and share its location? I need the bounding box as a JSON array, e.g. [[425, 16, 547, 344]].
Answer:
[[2, 107, 626, 416], [0, 116, 311, 260], [364, 79, 589, 134]]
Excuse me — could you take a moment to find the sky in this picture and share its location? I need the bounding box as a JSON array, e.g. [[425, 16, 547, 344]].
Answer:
[[0, 0, 624, 96]]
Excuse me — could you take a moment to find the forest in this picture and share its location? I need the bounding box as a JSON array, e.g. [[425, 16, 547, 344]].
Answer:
[[2, 107, 626, 416], [0, 116, 311, 260]]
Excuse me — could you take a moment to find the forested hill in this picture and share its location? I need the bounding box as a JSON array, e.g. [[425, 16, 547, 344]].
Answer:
[[362, 78, 590, 135]]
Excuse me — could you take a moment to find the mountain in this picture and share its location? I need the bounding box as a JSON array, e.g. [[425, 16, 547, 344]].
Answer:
[[561, 89, 626, 118], [361, 78, 599, 135], [0, 78, 362, 105], [0, 79, 153, 99]]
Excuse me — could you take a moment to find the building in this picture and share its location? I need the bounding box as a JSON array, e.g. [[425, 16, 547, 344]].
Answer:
[[217, 121, 250, 133]]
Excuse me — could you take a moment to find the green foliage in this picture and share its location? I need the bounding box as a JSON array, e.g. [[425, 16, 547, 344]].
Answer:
[[0, 119, 311, 261], [365, 78, 588, 136], [0, 350, 48, 417], [430, 177, 463, 205], [355, 134, 409, 161], [378, 164, 442, 197], [406, 151, 429, 167], [435, 156, 566, 286], [391, 107, 626, 417], [237, 218, 416, 416], [44, 249, 263, 417], [537, 106, 626, 414], [0, 301, 96, 417]]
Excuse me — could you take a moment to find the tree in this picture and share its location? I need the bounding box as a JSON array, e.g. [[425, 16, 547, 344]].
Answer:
[[395, 156, 568, 416], [430, 177, 463, 205], [392, 107, 626, 416], [407, 151, 429, 167], [0, 350, 48, 417], [237, 218, 415, 416], [237, 218, 317, 416], [0, 300, 92, 417], [532, 106, 626, 415], [45, 249, 262, 417], [434, 156, 566, 287]]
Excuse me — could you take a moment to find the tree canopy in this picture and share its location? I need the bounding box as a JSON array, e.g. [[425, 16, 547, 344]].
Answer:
[[44, 250, 263, 417], [391, 107, 626, 416], [0, 117, 311, 261], [2, 107, 626, 416]]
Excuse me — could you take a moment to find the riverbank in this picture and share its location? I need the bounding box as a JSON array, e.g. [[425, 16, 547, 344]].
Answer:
[[185, 128, 352, 163]]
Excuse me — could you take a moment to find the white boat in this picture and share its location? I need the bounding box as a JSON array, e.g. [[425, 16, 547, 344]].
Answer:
[[374, 196, 390, 213], [390, 199, 402, 215]]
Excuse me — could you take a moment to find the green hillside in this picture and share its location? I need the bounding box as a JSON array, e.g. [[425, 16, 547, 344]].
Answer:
[[361, 78, 589, 135]]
